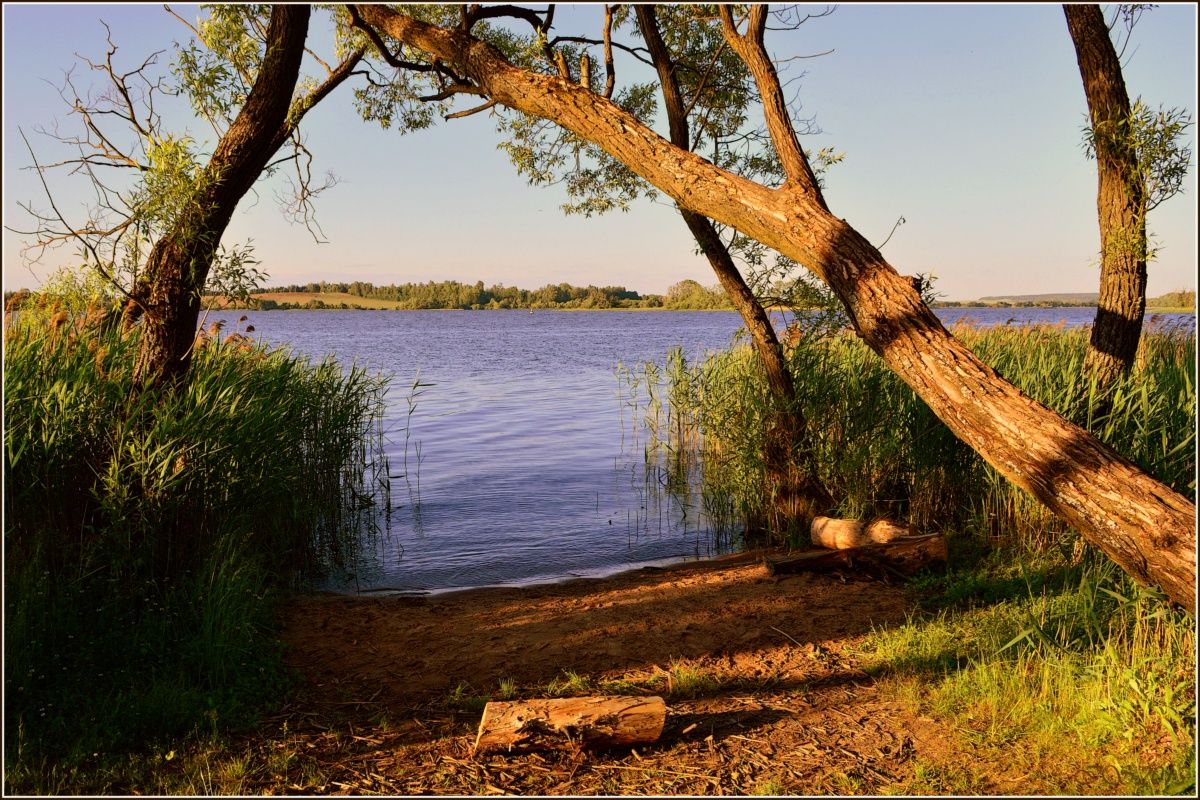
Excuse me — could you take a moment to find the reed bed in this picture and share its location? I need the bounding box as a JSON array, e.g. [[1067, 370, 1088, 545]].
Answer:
[[626, 320, 1196, 793], [4, 298, 389, 782], [628, 322, 1194, 543]]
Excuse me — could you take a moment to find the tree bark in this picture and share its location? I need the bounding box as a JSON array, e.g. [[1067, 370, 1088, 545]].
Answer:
[[474, 696, 667, 754], [1064, 5, 1148, 391], [353, 6, 1195, 609], [129, 6, 311, 387], [765, 534, 948, 578], [811, 517, 910, 550], [636, 6, 829, 532]]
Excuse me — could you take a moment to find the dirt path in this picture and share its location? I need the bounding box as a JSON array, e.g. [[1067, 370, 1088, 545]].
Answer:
[[260, 553, 987, 794]]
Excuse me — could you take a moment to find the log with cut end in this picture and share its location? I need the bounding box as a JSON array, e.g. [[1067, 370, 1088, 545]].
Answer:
[[811, 516, 911, 549], [473, 696, 666, 754], [765, 534, 948, 578]]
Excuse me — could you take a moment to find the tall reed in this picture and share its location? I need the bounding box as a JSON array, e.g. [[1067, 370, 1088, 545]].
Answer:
[[630, 322, 1194, 547], [4, 300, 389, 778]]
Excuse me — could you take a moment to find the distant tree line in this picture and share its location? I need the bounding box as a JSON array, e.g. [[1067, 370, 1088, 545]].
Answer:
[[250, 279, 738, 310], [937, 299, 1100, 309], [1146, 290, 1196, 309]]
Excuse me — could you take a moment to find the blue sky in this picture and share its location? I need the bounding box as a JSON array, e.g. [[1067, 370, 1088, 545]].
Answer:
[[3, 3, 1196, 301]]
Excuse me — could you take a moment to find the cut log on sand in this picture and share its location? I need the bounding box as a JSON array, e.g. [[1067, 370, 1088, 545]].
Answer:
[[474, 696, 667, 754], [811, 516, 911, 549], [765, 534, 948, 579]]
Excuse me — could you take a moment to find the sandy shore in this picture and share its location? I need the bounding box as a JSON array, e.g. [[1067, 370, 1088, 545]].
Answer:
[[265, 550, 1010, 794]]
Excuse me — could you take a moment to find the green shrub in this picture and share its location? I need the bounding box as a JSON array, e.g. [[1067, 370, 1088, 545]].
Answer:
[[4, 301, 388, 775]]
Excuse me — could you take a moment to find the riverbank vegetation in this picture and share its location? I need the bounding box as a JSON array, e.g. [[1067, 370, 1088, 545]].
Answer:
[[217, 279, 719, 310], [624, 321, 1195, 792], [1148, 289, 1198, 312], [3, 288, 390, 791]]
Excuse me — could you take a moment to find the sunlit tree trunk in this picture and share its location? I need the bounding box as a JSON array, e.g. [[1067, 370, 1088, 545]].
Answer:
[[353, 6, 1195, 608], [1064, 4, 1148, 392], [127, 6, 311, 387]]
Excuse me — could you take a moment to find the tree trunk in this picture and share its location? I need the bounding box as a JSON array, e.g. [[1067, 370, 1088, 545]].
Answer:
[[474, 696, 667, 754], [356, 6, 1195, 608], [811, 517, 910, 550], [764, 534, 948, 578], [128, 6, 311, 387], [637, 6, 829, 532], [1064, 5, 1148, 392]]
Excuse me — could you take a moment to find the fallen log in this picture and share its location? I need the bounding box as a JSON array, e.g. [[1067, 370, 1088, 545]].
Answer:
[[811, 516, 911, 549], [765, 534, 947, 579], [473, 696, 667, 755]]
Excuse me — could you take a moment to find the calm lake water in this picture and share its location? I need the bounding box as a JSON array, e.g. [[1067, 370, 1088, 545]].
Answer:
[[228, 306, 1194, 593]]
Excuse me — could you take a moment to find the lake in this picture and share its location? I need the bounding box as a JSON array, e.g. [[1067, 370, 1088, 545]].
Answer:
[[227, 306, 1194, 593]]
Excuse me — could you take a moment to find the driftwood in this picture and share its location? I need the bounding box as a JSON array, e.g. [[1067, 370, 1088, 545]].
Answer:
[[473, 696, 666, 754], [811, 516, 911, 549], [765, 534, 947, 579]]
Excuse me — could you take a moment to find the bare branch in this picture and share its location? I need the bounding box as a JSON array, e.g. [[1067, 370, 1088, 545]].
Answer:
[[551, 35, 654, 68], [445, 98, 497, 120], [465, 4, 549, 33], [418, 84, 487, 102], [602, 5, 617, 98], [268, 47, 366, 154], [16, 127, 144, 310]]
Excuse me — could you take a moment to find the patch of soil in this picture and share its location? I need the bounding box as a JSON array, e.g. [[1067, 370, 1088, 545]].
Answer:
[[255, 552, 983, 795]]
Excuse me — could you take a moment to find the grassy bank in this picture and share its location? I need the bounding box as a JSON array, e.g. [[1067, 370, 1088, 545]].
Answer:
[[3, 299, 389, 792], [627, 322, 1195, 794]]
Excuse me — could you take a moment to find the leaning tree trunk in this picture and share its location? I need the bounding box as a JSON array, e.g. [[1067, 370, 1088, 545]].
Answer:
[[637, 6, 830, 534], [354, 6, 1195, 609], [1064, 4, 1148, 393], [127, 6, 311, 387]]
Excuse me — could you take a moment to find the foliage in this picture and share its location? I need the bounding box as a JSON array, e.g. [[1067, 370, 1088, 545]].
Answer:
[[1083, 99, 1193, 214], [662, 279, 731, 310], [4, 286, 389, 778], [1147, 289, 1196, 310], [203, 242, 268, 308]]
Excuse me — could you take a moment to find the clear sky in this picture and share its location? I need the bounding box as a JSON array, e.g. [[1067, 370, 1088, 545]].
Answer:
[[3, 3, 1196, 301]]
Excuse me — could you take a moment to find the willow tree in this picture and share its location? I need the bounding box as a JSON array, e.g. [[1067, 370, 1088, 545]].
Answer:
[[18, 5, 366, 387], [1064, 4, 1192, 392], [344, 4, 1194, 608], [341, 5, 837, 532]]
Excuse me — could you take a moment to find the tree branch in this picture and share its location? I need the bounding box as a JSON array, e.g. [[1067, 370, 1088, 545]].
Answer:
[[718, 5, 826, 206], [445, 98, 497, 120], [602, 5, 617, 98], [16, 127, 144, 310]]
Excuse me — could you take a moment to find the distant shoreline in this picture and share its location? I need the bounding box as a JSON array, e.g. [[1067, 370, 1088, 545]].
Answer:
[[204, 299, 1197, 314]]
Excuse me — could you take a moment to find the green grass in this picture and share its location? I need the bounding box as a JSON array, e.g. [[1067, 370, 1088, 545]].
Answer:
[[628, 320, 1195, 794], [860, 548, 1195, 794], [4, 295, 390, 791], [240, 291, 412, 309]]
